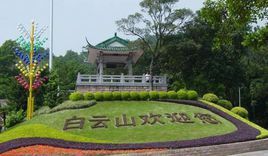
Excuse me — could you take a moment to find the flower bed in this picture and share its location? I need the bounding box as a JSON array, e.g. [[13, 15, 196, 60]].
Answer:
[[0, 100, 260, 154]]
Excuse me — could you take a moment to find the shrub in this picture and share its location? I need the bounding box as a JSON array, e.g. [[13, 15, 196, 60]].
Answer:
[[202, 93, 219, 103], [158, 91, 168, 99], [84, 92, 94, 100], [187, 90, 199, 100], [130, 92, 140, 100], [168, 91, 177, 99], [50, 100, 96, 113], [69, 92, 84, 101], [149, 91, 159, 100], [217, 99, 233, 110], [177, 89, 188, 100], [121, 92, 130, 100], [231, 107, 248, 119], [139, 91, 149, 100], [112, 91, 121, 100], [94, 92, 103, 101], [34, 106, 51, 116], [103, 92, 113, 101], [6, 109, 25, 128]]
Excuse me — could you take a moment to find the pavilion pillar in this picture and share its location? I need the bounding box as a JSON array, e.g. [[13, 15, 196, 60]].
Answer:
[[127, 53, 133, 75]]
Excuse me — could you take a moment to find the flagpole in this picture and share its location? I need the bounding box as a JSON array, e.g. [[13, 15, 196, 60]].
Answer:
[[49, 0, 53, 71]]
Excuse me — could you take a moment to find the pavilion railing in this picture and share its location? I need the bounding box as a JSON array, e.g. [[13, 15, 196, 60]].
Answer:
[[76, 73, 167, 86]]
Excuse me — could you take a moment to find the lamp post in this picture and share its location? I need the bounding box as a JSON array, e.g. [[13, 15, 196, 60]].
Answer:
[[14, 21, 49, 120], [49, 0, 53, 71]]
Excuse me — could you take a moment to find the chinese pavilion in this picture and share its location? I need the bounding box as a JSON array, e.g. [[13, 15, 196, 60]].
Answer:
[[76, 33, 167, 92]]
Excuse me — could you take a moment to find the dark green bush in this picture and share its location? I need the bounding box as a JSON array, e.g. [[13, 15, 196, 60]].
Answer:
[[69, 92, 84, 101], [94, 92, 103, 101], [6, 109, 25, 128], [168, 91, 177, 99], [112, 91, 121, 100], [149, 91, 159, 100], [202, 93, 219, 103], [177, 89, 188, 100], [50, 100, 96, 113], [103, 92, 113, 101], [187, 90, 199, 100], [231, 107, 248, 119], [139, 91, 149, 100], [121, 92, 130, 100], [158, 91, 168, 99], [130, 92, 140, 100], [84, 92, 95, 100], [217, 99, 233, 110]]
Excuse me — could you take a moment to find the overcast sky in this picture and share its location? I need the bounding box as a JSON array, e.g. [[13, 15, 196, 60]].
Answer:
[[0, 0, 204, 56]]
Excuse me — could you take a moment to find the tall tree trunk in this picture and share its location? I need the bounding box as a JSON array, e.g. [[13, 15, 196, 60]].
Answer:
[[149, 56, 154, 91]]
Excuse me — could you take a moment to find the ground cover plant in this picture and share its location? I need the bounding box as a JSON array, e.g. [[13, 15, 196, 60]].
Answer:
[[0, 100, 266, 154]]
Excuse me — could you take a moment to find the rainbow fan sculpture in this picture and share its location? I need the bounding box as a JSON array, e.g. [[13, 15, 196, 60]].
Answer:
[[14, 21, 49, 120]]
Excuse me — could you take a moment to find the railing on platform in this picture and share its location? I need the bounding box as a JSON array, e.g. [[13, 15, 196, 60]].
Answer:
[[76, 73, 167, 86]]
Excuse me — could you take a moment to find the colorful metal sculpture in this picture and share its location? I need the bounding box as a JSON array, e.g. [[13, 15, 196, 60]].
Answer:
[[14, 21, 49, 120]]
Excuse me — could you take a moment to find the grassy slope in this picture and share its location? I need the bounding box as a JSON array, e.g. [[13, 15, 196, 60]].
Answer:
[[200, 100, 268, 139], [0, 101, 237, 144]]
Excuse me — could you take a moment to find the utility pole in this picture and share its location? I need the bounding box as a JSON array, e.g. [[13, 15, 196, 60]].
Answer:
[[49, 0, 54, 71]]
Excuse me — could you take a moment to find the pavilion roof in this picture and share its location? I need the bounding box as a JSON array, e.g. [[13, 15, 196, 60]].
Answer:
[[86, 33, 138, 52]]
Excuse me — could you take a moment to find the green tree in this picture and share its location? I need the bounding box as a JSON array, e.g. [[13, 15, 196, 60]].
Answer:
[[116, 0, 193, 90], [43, 71, 64, 108]]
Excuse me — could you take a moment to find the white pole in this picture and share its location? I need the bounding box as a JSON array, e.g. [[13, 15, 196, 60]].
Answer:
[[238, 87, 241, 107], [49, 0, 53, 71]]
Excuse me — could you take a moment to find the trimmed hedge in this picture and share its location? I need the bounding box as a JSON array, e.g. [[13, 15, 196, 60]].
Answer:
[[103, 92, 113, 101], [69, 92, 84, 101], [159, 91, 168, 99], [84, 92, 94, 100], [121, 92, 130, 100], [112, 91, 121, 100], [49, 100, 96, 113], [130, 92, 140, 100], [94, 92, 103, 101], [202, 93, 219, 103], [149, 91, 159, 100], [231, 107, 249, 119], [177, 89, 188, 100], [187, 90, 198, 100], [168, 91, 177, 99], [139, 91, 149, 100], [34, 106, 51, 116], [217, 99, 233, 110]]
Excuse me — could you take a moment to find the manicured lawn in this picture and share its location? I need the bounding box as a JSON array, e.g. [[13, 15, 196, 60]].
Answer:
[[0, 101, 237, 143]]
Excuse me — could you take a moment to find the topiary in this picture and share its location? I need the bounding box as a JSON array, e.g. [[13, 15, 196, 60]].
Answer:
[[231, 107, 249, 119], [149, 91, 159, 100], [84, 92, 94, 100], [112, 91, 121, 100], [168, 91, 177, 99], [130, 92, 140, 100], [139, 91, 149, 100], [103, 92, 113, 101], [158, 91, 168, 99], [202, 93, 219, 103], [187, 90, 199, 100], [94, 92, 103, 101], [69, 92, 84, 101], [121, 92, 130, 100], [177, 89, 188, 100], [217, 99, 233, 110]]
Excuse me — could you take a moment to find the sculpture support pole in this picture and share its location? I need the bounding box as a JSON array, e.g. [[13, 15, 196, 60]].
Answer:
[[27, 21, 35, 120]]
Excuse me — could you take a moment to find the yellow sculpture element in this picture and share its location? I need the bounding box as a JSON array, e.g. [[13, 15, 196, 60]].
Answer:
[[27, 21, 35, 120]]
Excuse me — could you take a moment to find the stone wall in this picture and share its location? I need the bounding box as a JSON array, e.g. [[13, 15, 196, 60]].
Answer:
[[76, 85, 167, 92]]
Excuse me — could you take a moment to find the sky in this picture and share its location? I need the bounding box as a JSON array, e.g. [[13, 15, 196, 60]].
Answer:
[[0, 0, 204, 56]]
